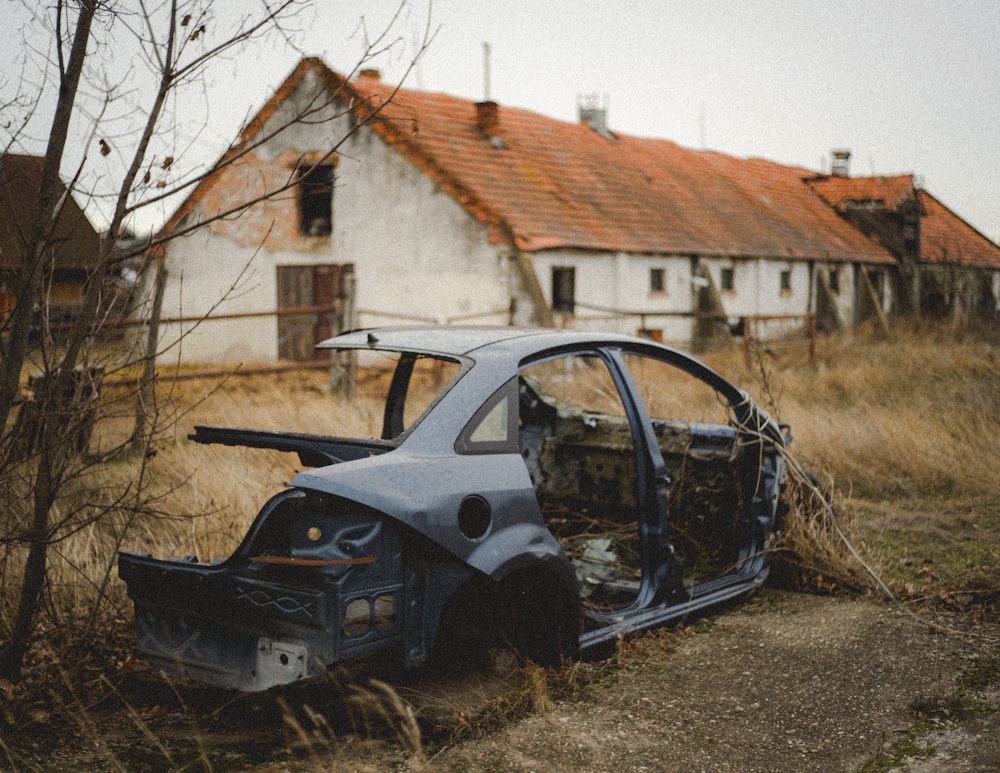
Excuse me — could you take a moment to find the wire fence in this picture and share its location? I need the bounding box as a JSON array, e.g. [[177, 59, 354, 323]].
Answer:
[[14, 300, 814, 377]]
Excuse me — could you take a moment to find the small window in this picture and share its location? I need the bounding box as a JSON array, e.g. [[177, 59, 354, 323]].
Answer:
[[469, 397, 510, 444], [456, 380, 517, 454], [552, 266, 576, 314], [720, 267, 735, 292], [300, 164, 333, 236], [649, 267, 666, 293], [779, 269, 792, 293], [828, 268, 840, 294]]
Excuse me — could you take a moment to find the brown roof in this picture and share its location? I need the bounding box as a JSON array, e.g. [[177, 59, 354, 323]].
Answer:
[[167, 58, 903, 264], [918, 190, 1000, 268], [804, 174, 917, 211], [0, 153, 101, 272], [340, 63, 893, 263], [808, 174, 1000, 269]]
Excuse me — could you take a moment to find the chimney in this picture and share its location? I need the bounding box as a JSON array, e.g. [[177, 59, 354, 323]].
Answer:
[[831, 149, 851, 177], [577, 94, 612, 139], [475, 101, 500, 135], [358, 68, 381, 81]]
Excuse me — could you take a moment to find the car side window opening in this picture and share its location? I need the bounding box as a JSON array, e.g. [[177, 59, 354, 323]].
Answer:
[[378, 352, 463, 440], [517, 353, 642, 610], [620, 352, 752, 587]]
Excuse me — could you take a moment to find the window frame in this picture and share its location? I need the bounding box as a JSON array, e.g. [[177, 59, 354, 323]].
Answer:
[[649, 267, 666, 294], [719, 267, 735, 292], [299, 163, 334, 237], [455, 379, 519, 454], [551, 266, 576, 314]]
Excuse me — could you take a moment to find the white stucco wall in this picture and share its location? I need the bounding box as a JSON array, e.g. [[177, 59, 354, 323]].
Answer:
[[156, 228, 287, 364], [701, 257, 814, 339], [528, 250, 698, 345], [334, 126, 509, 328]]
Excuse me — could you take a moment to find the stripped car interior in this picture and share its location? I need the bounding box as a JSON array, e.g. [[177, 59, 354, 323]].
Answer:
[[119, 327, 789, 691]]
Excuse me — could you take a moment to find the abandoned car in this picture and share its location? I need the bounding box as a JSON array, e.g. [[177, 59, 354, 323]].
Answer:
[[119, 326, 790, 691]]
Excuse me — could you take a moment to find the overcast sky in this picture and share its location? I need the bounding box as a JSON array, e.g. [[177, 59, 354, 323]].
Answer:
[[5, 1, 999, 242]]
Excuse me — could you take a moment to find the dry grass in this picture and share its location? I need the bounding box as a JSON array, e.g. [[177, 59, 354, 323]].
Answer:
[[706, 324, 1000, 596], [2, 324, 999, 763], [7, 325, 999, 631], [732, 327, 1000, 502]]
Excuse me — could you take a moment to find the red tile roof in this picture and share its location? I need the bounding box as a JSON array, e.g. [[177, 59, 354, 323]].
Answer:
[[338, 63, 893, 264], [917, 190, 1000, 268], [170, 58, 998, 272], [805, 174, 917, 211], [808, 174, 1000, 269]]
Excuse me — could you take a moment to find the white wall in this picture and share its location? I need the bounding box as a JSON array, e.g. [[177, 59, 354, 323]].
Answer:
[[157, 228, 284, 364], [530, 250, 697, 345], [701, 257, 813, 339], [334, 126, 509, 328]]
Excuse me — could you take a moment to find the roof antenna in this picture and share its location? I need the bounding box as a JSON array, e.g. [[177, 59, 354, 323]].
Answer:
[[483, 42, 491, 102]]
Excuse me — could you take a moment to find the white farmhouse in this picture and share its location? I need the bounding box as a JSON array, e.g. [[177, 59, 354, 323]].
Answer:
[[148, 58, 998, 365]]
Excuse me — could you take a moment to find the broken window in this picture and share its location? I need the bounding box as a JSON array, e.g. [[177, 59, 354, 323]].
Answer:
[[720, 267, 735, 292], [551, 266, 576, 314], [379, 352, 463, 439], [299, 164, 333, 236]]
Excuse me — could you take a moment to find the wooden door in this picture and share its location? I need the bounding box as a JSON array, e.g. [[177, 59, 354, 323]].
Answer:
[[277, 264, 354, 361]]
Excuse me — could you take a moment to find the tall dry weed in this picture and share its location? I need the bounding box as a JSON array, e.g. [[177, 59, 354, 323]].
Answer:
[[4, 328, 996, 739], [735, 328, 1000, 503], [723, 325, 1000, 595]]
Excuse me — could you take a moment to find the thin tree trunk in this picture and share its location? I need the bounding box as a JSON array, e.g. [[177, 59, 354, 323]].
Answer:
[[0, 0, 97, 681], [0, 427, 62, 680]]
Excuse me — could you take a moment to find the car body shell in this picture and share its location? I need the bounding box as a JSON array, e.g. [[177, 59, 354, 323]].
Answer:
[[119, 327, 789, 691]]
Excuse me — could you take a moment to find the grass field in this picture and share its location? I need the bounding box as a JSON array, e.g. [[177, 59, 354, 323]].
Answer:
[[1, 324, 998, 766]]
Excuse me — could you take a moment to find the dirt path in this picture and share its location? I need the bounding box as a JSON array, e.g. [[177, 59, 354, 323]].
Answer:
[[16, 590, 999, 772], [428, 591, 995, 773]]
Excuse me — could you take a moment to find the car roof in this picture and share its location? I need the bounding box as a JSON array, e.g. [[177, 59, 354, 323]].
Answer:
[[317, 325, 658, 359]]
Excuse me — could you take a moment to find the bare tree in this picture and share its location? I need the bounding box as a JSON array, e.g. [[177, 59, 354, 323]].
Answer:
[[0, 0, 431, 682]]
